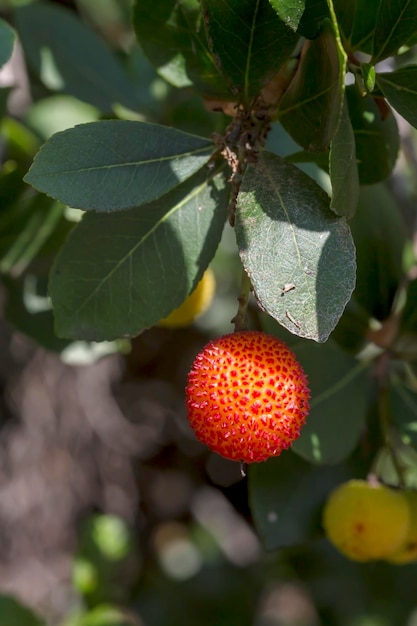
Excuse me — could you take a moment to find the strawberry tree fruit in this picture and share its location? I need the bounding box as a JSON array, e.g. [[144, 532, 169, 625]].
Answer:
[[159, 268, 216, 328], [185, 330, 310, 463], [323, 480, 410, 562], [387, 490, 417, 565]]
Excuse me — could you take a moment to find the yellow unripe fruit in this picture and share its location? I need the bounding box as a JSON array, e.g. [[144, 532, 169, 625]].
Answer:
[[387, 490, 417, 564], [159, 269, 215, 328], [323, 480, 410, 562]]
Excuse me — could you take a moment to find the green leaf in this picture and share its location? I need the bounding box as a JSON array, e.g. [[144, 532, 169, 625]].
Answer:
[[15, 2, 139, 113], [297, 0, 330, 39], [202, 0, 299, 103], [372, 0, 417, 63], [132, 0, 231, 98], [49, 165, 229, 340], [269, 0, 305, 30], [292, 341, 371, 463], [377, 66, 417, 130], [346, 85, 399, 184], [333, 0, 381, 55], [26, 95, 100, 140], [400, 278, 417, 335], [3, 275, 71, 353], [391, 382, 417, 450], [235, 151, 356, 343], [349, 184, 406, 321], [361, 62, 376, 93], [0, 18, 15, 69], [329, 95, 359, 218], [0, 195, 64, 277], [249, 450, 350, 549], [0, 86, 12, 118], [0, 595, 44, 626], [278, 21, 343, 151], [24, 121, 214, 212], [65, 605, 134, 626]]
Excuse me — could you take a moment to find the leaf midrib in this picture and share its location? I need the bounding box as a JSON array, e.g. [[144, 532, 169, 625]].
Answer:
[[71, 174, 217, 317], [33, 145, 213, 177]]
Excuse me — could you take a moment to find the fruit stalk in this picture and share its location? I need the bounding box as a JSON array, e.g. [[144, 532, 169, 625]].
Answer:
[[231, 269, 252, 332]]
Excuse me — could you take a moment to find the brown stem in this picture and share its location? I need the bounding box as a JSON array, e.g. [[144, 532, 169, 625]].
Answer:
[[231, 270, 252, 332]]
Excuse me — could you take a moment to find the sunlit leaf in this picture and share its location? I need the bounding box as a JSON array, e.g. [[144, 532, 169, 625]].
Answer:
[[235, 150, 356, 342], [24, 121, 214, 211], [49, 165, 229, 340], [132, 0, 231, 98], [268, 0, 305, 30], [201, 0, 298, 102]]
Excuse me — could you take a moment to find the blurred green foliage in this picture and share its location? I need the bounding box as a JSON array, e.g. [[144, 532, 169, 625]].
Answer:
[[2, 0, 417, 625]]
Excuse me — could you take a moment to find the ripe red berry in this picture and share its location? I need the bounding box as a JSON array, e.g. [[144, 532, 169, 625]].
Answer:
[[186, 330, 310, 463]]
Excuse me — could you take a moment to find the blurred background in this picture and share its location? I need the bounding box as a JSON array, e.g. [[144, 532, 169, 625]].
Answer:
[[2, 1, 417, 625]]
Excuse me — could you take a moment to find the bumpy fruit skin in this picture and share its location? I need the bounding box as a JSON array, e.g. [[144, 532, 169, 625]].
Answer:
[[387, 490, 417, 564], [323, 480, 410, 562], [159, 269, 215, 328], [186, 330, 310, 463]]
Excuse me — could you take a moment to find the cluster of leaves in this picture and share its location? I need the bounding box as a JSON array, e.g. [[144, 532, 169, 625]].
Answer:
[[2, 0, 417, 589]]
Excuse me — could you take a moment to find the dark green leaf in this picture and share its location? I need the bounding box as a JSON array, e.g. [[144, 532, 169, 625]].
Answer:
[[132, 0, 231, 98], [391, 382, 417, 450], [401, 278, 417, 335], [329, 296, 370, 355], [15, 2, 139, 113], [346, 85, 399, 184], [24, 121, 214, 212], [49, 165, 229, 340], [372, 0, 417, 63], [279, 21, 343, 151], [235, 151, 356, 342], [202, 0, 298, 103], [333, 0, 381, 55], [0, 195, 64, 277], [249, 450, 350, 549], [329, 95, 359, 218], [297, 0, 329, 39], [3, 275, 71, 353], [285, 149, 330, 170], [0, 18, 15, 69], [292, 341, 371, 463], [0, 596, 44, 626], [0, 86, 12, 118], [377, 66, 417, 129], [350, 184, 406, 320], [269, 0, 305, 31]]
